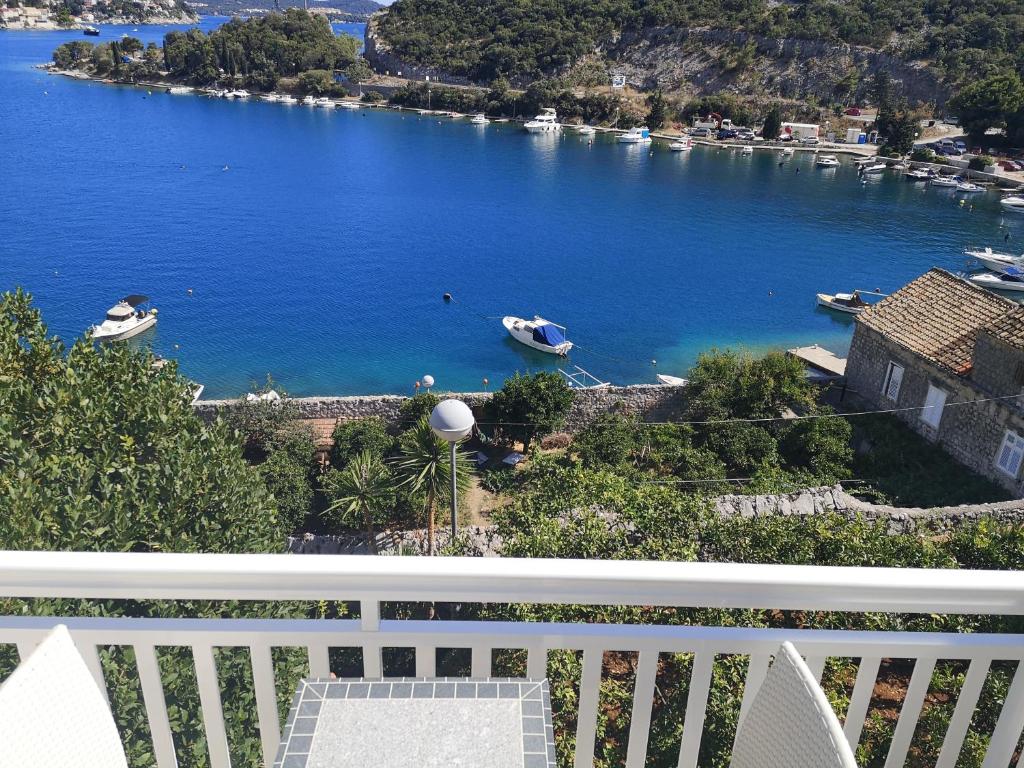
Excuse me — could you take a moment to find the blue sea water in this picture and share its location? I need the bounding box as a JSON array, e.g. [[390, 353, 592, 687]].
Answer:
[[2, 19, 1023, 398]]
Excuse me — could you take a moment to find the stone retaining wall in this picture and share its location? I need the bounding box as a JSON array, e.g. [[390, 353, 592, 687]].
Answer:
[[194, 384, 687, 434]]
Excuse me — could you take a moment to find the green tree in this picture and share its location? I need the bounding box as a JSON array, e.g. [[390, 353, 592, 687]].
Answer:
[[297, 69, 334, 94], [487, 371, 573, 451], [120, 35, 143, 56], [324, 450, 394, 552], [951, 72, 1024, 141], [646, 89, 669, 129], [395, 418, 472, 555], [574, 413, 638, 469], [330, 417, 395, 468], [760, 105, 782, 140], [878, 110, 917, 155], [54, 4, 73, 27], [399, 392, 440, 425]]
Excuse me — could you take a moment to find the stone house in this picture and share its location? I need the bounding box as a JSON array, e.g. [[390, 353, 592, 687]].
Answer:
[[845, 268, 1024, 497]]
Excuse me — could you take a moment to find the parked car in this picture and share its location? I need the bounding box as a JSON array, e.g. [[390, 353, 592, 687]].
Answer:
[[845, 107, 862, 116], [736, 130, 755, 140], [954, 140, 967, 151], [690, 127, 711, 138], [1012, 161, 1024, 171], [943, 116, 960, 125], [800, 136, 820, 146], [717, 129, 738, 140], [1000, 161, 1019, 171]]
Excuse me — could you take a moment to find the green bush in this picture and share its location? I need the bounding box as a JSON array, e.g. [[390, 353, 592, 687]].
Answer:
[[330, 417, 395, 469], [968, 154, 994, 170], [398, 392, 440, 426], [574, 413, 638, 469], [486, 371, 573, 451]]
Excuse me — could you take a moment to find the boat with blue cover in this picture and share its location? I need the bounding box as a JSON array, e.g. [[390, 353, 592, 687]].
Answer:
[[502, 315, 573, 355], [968, 267, 1024, 293]]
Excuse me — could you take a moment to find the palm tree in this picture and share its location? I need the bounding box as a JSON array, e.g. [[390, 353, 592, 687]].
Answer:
[[324, 451, 393, 554], [395, 418, 472, 556]]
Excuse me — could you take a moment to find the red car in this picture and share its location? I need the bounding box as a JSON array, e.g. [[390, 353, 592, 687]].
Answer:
[[1001, 161, 1018, 171], [845, 107, 862, 116]]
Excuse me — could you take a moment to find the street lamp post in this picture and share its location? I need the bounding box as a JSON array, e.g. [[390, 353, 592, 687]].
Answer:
[[429, 399, 475, 542]]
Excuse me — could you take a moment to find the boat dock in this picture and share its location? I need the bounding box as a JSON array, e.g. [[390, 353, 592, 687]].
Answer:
[[787, 344, 847, 378]]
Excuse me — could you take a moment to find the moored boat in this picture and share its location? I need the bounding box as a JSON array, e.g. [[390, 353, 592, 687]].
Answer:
[[618, 126, 652, 144], [861, 163, 887, 174], [576, 125, 596, 135], [261, 93, 281, 102], [302, 95, 316, 106], [89, 295, 157, 341], [525, 108, 560, 133], [740, 145, 753, 155], [815, 154, 840, 167], [82, 25, 99, 36], [470, 113, 489, 124], [930, 175, 960, 187], [656, 374, 689, 386], [168, 86, 191, 95], [669, 137, 692, 151], [314, 97, 334, 108], [968, 268, 1024, 292], [816, 291, 869, 314], [279, 95, 298, 104], [905, 168, 933, 180], [1000, 195, 1024, 213], [956, 181, 984, 193], [965, 247, 1024, 274], [338, 100, 361, 109], [502, 316, 573, 355], [225, 89, 250, 99]]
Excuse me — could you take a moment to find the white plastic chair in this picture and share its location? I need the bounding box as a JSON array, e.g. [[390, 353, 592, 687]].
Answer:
[[731, 641, 858, 768], [0, 624, 128, 768]]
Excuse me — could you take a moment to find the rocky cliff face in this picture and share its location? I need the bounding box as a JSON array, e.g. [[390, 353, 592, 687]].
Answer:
[[604, 27, 947, 106], [363, 12, 474, 87]]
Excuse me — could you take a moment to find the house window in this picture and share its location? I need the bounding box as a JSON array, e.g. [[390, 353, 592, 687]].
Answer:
[[882, 362, 904, 402], [996, 430, 1024, 478], [920, 384, 947, 429]]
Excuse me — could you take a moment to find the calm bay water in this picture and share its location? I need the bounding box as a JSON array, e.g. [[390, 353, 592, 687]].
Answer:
[[2, 19, 1022, 397]]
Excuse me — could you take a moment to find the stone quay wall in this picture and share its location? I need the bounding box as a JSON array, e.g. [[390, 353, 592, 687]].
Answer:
[[193, 384, 688, 435]]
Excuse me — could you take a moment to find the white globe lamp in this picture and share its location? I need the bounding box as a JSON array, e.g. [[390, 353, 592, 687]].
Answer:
[[429, 399, 476, 543]]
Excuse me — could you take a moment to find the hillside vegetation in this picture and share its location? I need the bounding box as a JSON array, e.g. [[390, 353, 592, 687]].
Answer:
[[376, 0, 1024, 89]]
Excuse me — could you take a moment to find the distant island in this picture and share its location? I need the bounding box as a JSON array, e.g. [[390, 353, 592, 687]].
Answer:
[[0, 0, 196, 29], [192, 0, 380, 22], [51, 9, 368, 93]]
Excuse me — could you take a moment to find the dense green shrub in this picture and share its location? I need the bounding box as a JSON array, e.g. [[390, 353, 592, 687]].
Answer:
[[330, 417, 395, 469], [486, 371, 573, 451], [398, 391, 440, 426], [574, 413, 638, 469]]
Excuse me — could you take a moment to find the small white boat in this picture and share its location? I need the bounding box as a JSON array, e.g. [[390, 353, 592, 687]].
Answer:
[[502, 316, 572, 355], [470, 113, 489, 124], [279, 95, 298, 104], [968, 269, 1024, 292], [1000, 195, 1024, 213], [816, 292, 869, 315], [930, 176, 960, 188], [618, 126, 652, 144], [816, 154, 840, 167], [740, 145, 753, 155], [167, 86, 191, 95], [338, 100, 361, 110], [669, 137, 692, 151], [314, 97, 334, 108], [261, 93, 281, 102], [956, 181, 984, 193], [905, 168, 932, 180], [782, 147, 794, 156], [656, 374, 689, 386], [576, 125, 596, 135], [965, 247, 1024, 274], [226, 89, 250, 99], [525, 108, 560, 133], [89, 295, 157, 341], [861, 163, 887, 174], [302, 95, 316, 106]]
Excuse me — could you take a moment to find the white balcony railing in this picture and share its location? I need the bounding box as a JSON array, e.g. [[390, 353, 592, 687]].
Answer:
[[2, 552, 1024, 768]]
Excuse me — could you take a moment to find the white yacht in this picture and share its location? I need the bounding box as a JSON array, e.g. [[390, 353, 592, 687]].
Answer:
[[861, 163, 887, 174], [279, 95, 298, 104], [89, 296, 157, 342], [956, 181, 984, 194], [470, 113, 489, 124], [1000, 195, 1024, 213], [930, 175, 960, 188], [577, 125, 596, 135], [618, 126, 652, 144], [905, 168, 932, 180], [740, 145, 753, 155], [968, 269, 1024, 292], [338, 100, 361, 109], [669, 137, 692, 151], [965, 247, 1024, 274], [261, 93, 281, 102], [782, 147, 794, 156], [167, 86, 192, 95], [314, 97, 334, 108], [524, 108, 560, 133], [302, 95, 316, 106], [226, 89, 250, 99], [815, 155, 840, 167], [502, 316, 572, 355]]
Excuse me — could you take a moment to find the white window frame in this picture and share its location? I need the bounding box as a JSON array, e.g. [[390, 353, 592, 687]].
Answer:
[[920, 384, 947, 429], [882, 361, 904, 403], [995, 430, 1024, 479]]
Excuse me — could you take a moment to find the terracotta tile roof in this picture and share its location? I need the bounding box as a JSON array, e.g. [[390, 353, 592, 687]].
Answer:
[[983, 306, 1024, 351], [857, 268, 1016, 374]]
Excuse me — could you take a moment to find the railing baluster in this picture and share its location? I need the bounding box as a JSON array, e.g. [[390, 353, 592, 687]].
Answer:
[[884, 657, 936, 768], [574, 649, 603, 768], [982, 660, 1024, 768], [527, 644, 547, 679], [415, 645, 436, 677], [736, 654, 770, 727], [843, 655, 881, 751], [625, 651, 659, 768], [73, 638, 110, 706], [361, 599, 382, 678], [250, 644, 281, 768], [193, 644, 231, 768], [471, 644, 490, 678], [307, 644, 330, 678], [803, 654, 827, 683], [676, 653, 714, 768], [135, 643, 179, 768], [935, 659, 989, 768]]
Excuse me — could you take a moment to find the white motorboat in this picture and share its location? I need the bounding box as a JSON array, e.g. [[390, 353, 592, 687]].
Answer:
[[502, 316, 573, 355], [618, 126, 652, 144], [314, 97, 334, 108], [261, 93, 281, 102], [302, 95, 316, 106], [782, 147, 794, 156], [956, 181, 984, 193], [167, 86, 191, 95], [816, 292, 869, 315], [816, 155, 840, 167], [656, 374, 689, 386], [338, 100, 361, 109], [930, 176, 960, 188], [470, 113, 489, 124], [905, 168, 932, 180], [1000, 195, 1024, 213], [968, 268, 1024, 292], [965, 247, 1024, 274], [576, 125, 596, 135], [861, 163, 887, 174], [226, 89, 250, 99], [279, 95, 297, 104], [89, 295, 157, 341], [524, 108, 560, 133], [740, 145, 753, 155], [669, 137, 692, 151]]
